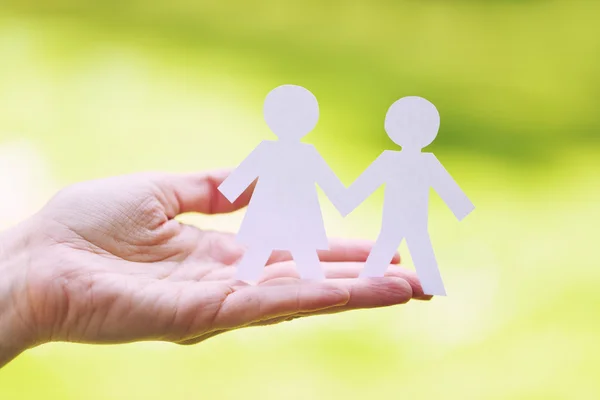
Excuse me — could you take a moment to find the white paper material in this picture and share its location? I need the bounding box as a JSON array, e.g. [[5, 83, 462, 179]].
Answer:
[[218, 85, 347, 281], [342, 96, 475, 295], [220, 88, 473, 294]]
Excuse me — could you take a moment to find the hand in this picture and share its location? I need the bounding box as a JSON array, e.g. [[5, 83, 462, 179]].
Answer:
[[0, 171, 429, 367]]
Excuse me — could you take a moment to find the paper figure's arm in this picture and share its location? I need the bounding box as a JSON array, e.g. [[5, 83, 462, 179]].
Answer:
[[310, 146, 348, 214], [426, 153, 474, 221], [218, 142, 265, 203], [342, 152, 389, 216]]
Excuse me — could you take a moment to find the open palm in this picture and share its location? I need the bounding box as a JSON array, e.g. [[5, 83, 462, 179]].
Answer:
[[20, 171, 426, 347]]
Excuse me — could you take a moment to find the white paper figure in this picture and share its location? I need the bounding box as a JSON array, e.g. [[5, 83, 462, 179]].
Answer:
[[218, 85, 347, 282], [342, 96, 474, 296]]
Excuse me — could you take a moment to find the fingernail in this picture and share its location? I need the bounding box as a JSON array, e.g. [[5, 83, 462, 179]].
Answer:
[[415, 295, 434, 301]]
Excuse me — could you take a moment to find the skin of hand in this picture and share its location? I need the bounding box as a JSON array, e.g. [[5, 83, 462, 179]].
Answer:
[[0, 171, 430, 368]]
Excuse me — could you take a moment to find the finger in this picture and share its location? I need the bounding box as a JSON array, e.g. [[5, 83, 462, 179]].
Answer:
[[177, 276, 414, 345], [209, 280, 350, 331], [171, 232, 401, 276], [260, 262, 430, 299], [154, 170, 255, 217], [170, 259, 429, 300], [267, 238, 401, 265], [245, 277, 415, 328], [96, 278, 346, 344], [260, 276, 413, 308]]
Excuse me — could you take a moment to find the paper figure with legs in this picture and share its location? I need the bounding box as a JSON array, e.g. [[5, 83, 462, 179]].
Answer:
[[341, 96, 474, 296], [218, 84, 347, 281]]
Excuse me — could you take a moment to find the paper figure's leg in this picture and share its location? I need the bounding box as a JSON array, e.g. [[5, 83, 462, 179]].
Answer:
[[360, 225, 403, 278], [406, 231, 446, 296], [235, 246, 272, 282], [291, 248, 326, 280]]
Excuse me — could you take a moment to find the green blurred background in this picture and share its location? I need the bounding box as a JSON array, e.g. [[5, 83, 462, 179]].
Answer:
[[0, 0, 599, 399]]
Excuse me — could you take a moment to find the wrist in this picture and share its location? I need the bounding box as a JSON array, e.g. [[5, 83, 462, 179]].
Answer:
[[0, 222, 39, 367]]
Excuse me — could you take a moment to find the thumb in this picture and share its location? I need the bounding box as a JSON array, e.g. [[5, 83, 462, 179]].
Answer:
[[152, 170, 255, 218]]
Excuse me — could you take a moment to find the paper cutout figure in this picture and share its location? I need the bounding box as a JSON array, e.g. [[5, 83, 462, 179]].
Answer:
[[218, 85, 347, 281], [342, 96, 474, 296]]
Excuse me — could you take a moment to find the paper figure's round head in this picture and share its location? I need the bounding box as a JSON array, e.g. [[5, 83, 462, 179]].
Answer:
[[384, 96, 440, 150], [264, 85, 319, 140]]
